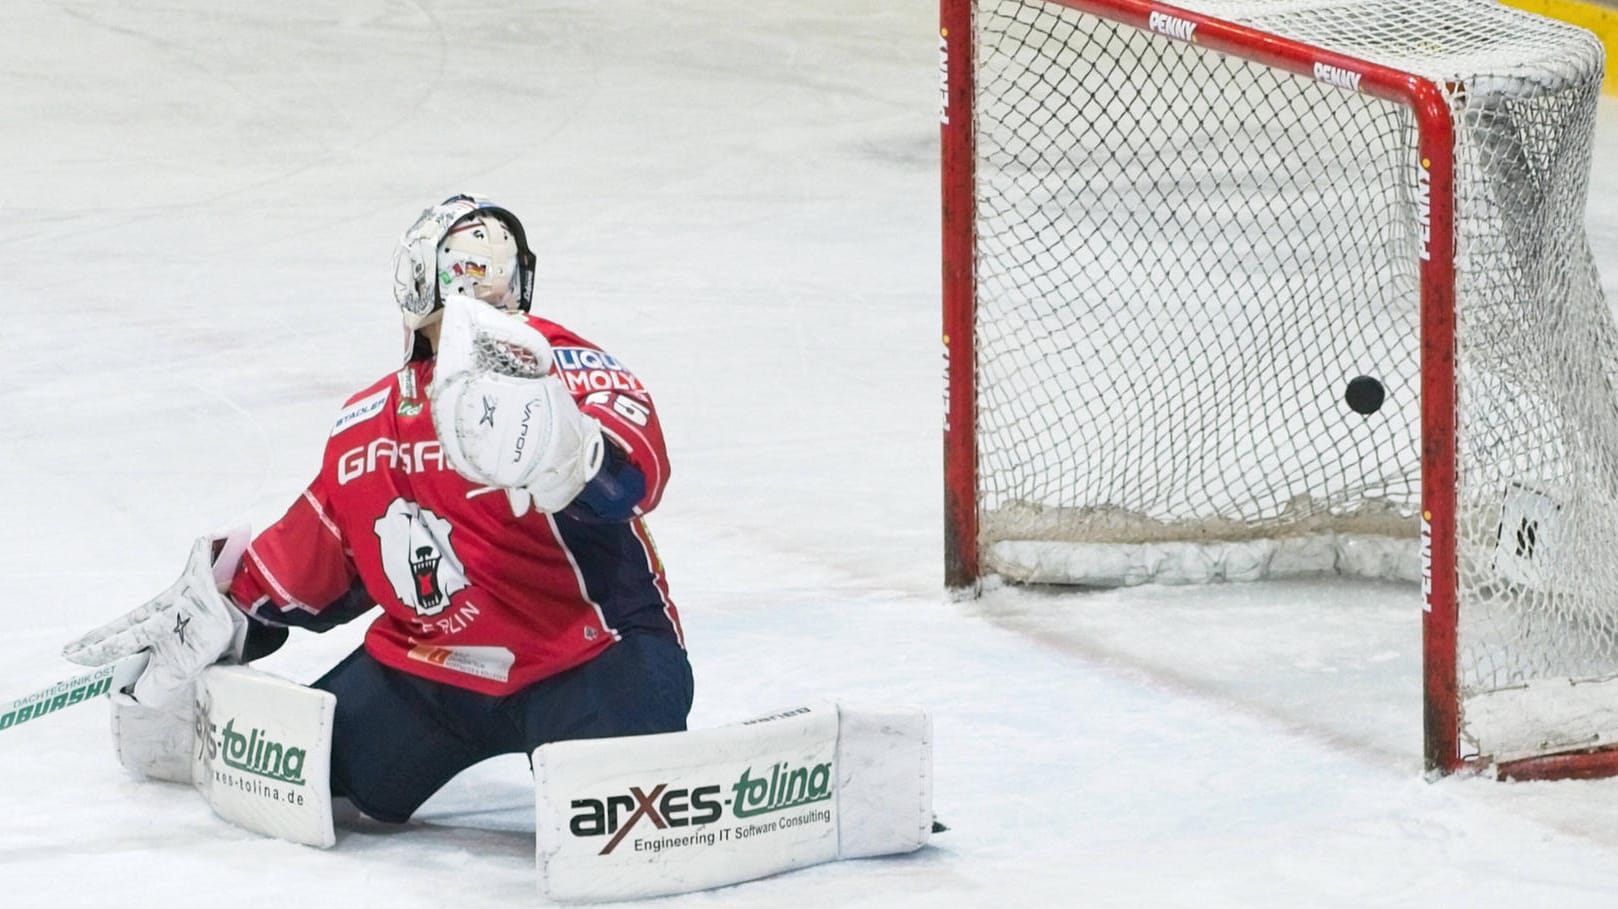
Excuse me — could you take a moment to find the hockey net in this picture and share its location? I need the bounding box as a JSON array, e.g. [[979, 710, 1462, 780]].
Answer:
[[941, 0, 1618, 776]]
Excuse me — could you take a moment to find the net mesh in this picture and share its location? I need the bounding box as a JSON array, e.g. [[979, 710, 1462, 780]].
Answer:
[[967, 0, 1616, 762]]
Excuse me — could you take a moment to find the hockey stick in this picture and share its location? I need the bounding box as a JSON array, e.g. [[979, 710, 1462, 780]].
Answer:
[[0, 654, 148, 732]]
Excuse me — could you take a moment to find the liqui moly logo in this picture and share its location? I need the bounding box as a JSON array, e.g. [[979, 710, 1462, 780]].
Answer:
[[938, 29, 950, 125], [1147, 10, 1197, 42], [553, 347, 646, 394]]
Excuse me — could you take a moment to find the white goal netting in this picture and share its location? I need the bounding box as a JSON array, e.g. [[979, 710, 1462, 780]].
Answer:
[[965, 0, 1618, 765]]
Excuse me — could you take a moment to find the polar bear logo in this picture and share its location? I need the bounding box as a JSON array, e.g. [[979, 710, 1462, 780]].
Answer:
[[374, 498, 469, 617]]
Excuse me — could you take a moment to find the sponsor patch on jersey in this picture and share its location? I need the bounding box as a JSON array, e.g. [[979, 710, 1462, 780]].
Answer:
[[406, 643, 514, 683], [396, 366, 424, 416], [337, 438, 445, 485], [552, 346, 646, 394], [396, 365, 419, 399], [331, 388, 391, 437]]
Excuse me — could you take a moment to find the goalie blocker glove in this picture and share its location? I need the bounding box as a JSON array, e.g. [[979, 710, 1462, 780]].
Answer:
[[62, 527, 256, 709], [431, 296, 605, 516]]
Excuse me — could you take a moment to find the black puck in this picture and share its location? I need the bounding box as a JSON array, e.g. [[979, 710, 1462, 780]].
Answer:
[[1345, 375, 1385, 415]]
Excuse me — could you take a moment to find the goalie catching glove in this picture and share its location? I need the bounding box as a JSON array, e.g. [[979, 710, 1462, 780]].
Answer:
[[431, 296, 605, 516], [62, 527, 252, 710]]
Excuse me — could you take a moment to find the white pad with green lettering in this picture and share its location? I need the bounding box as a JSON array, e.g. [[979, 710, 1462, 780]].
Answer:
[[532, 702, 933, 902], [192, 665, 336, 848]]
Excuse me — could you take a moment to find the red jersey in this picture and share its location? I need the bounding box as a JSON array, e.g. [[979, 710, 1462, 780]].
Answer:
[[227, 315, 681, 695]]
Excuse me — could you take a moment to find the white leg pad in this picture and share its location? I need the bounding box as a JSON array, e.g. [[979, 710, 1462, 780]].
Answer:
[[534, 702, 934, 903], [111, 690, 196, 784], [835, 704, 934, 859], [191, 665, 337, 848]]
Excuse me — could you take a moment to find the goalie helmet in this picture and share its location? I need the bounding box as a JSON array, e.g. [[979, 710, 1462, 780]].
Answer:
[[393, 194, 537, 331]]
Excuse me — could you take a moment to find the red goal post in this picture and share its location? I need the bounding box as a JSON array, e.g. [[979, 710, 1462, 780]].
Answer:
[[940, 0, 1616, 778]]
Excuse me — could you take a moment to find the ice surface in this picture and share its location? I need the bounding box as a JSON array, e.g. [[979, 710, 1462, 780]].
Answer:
[[5, 2, 1618, 907]]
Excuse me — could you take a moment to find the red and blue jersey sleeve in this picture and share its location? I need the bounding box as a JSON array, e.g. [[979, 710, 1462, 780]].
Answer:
[[534, 317, 672, 517]]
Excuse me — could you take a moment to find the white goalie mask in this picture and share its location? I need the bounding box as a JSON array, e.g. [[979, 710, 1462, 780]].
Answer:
[[393, 194, 537, 331]]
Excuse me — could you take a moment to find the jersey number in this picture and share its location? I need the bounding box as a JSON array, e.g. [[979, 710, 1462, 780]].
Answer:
[[584, 391, 651, 427]]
